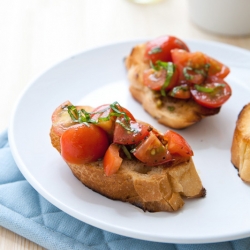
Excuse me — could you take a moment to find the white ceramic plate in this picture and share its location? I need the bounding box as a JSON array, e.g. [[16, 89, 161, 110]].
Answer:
[[9, 39, 250, 244]]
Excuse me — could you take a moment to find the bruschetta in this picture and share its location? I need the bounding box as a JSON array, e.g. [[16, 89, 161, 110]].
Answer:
[[50, 101, 206, 212], [231, 103, 250, 182], [125, 35, 232, 129]]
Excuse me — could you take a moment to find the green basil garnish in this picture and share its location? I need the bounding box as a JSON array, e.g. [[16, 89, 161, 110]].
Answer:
[[121, 145, 132, 159], [183, 67, 194, 81], [169, 85, 189, 97], [183, 63, 210, 82], [154, 61, 175, 96], [67, 101, 138, 133], [195, 84, 225, 93], [167, 106, 175, 112], [148, 47, 162, 55]]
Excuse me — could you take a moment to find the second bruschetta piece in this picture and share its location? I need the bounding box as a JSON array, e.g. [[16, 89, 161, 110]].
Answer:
[[125, 35, 232, 129]]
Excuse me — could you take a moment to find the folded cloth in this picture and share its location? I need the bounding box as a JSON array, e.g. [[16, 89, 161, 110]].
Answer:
[[1, 129, 250, 250]]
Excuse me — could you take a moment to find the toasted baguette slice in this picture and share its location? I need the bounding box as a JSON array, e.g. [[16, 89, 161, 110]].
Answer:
[[50, 127, 206, 212], [125, 44, 220, 129], [231, 103, 250, 182]]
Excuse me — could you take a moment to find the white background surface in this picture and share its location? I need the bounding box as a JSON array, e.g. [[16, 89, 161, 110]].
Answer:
[[1, 0, 250, 249]]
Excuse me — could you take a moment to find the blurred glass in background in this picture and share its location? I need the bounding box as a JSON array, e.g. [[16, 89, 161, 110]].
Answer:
[[188, 0, 250, 36]]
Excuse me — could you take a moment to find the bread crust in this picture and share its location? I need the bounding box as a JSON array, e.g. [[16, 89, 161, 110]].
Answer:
[[231, 103, 250, 182], [50, 127, 206, 212], [125, 44, 220, 129]]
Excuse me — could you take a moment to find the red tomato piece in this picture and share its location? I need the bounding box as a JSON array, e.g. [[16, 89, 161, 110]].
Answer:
[[163, 130, 193, 157], [60, 123, 109, 164], [103, 143, 123, 176], [168, 84, 191, 99], [52, 101, 93, 136], [133, 132, 172, 166], [190, 77, 232, 108], [91, 104, 116, 134], [143, 62, 178, 92], [207, 57, 230, 79], [171, 49, 230, 84], [91, 104, 136, 134], [113, 118, 150, 145], [144, 35, 190, 64]]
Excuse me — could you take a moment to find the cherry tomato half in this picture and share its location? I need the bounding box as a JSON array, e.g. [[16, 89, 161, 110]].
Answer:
[[144, 35, 190, 64], [163, 130, 193, 157], [133, 132, 172, 166], [60, 123, 109, 164], [168, 84, 191, 99], [113, 117, 150, 145], [103, 143, 123, 176], [91, 104, 136, 134], [51, 101, 93, 136], [190, 77, 232, 108], [143, 62, 178, 91]]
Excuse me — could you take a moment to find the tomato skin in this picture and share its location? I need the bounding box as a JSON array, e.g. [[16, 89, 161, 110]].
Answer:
[[207, 57, 230, 79], [60, 123, 109, 164], [91, 104, 136, 134], [133, 132, 172, 166], [171, 49, 230, 84], [103, 143, 123, 176], [113, 118, 150, 145], [190, 77, 232, 108], [143, 65, 178, 91], [91, 104, 116, 135], [168, 84, 191, 99], [163, 130, 193, 157], [144, 36, 190, 64], [52, 101, 93, 136]]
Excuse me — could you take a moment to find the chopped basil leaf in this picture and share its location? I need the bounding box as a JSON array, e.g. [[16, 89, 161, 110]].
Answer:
[[204, 63, 211, 71], [67, 105, 79, 122], [167, 106, 175, 112], [121, 145, 132, 159], [148, 47, 162, 55], [115, 119, 135, 132], [183, 67, 194, 81], [67, 101, 131, 127], [170, 85, 189, 97], [154, 61, 175, 96], [183, 64, 210, 82], [195, 84, 225, 93]]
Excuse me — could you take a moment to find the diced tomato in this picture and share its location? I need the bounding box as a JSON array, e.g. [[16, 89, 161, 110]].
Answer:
[[133, 132, 172, 166], [143, 62, 178, 92], [91, 104, 136, 134], [190, 77, 232, 108], [91, 104, 116, 134], [103, 143, 123, 176], [52, 101, 93, 136], [60, 123, 109, 164], [163, 130, 193, 157], [171, 49, 230, 84], [168, 84, 191, 99], [113, 117, 150, 145], [207, 57, 230, 79], [144, 35, 190, 64]]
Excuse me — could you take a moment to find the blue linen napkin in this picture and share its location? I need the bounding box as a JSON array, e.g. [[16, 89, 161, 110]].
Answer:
[[1, 129, 250, 250]]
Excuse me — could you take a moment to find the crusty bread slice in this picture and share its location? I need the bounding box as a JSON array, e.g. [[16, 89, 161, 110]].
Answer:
[[231, 103, 250, 182], [50, 127, 206, 212], [125, 44, 220, 129]]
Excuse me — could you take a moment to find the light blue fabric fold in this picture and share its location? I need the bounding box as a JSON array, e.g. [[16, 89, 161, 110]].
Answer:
[[1, 129, 250, 250]]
